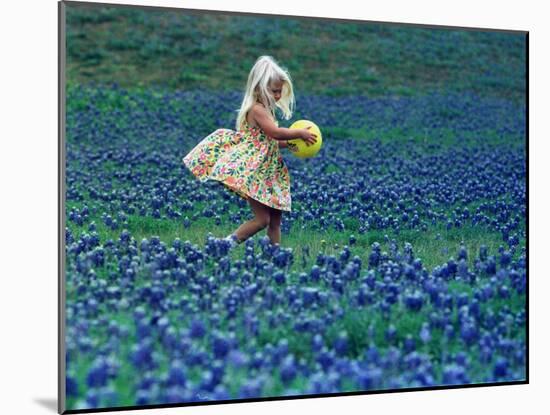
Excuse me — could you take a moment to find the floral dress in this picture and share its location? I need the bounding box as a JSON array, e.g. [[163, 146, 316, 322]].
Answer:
[[182, 120, 292, 212]]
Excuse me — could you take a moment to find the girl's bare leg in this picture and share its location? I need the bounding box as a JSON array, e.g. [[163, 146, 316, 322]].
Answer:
[[233, 197, 271, 242], [267, 207, 282, 245]]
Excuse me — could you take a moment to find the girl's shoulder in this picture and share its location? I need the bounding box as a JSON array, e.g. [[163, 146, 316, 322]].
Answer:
[[247, 103, 265, 124], [250, 102, 277, 121], [250, 102, 267, 113], [246, 103, 263, 125]]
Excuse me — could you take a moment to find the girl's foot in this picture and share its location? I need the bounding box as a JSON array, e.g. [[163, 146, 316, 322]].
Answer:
[[224, 233, 240, 248]]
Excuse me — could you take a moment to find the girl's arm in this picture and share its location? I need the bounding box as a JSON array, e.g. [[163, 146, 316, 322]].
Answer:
[[251, 104, 311, 142]]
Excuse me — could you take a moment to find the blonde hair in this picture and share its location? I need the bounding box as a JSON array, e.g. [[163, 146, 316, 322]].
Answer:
[[235, 55, 295, 131]]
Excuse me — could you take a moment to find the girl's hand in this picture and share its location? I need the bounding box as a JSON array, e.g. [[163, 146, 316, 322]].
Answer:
[[300, 126, 318, 146]]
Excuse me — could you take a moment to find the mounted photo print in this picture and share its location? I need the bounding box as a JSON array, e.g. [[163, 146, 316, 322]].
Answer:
[[58, 1, 528, 413]]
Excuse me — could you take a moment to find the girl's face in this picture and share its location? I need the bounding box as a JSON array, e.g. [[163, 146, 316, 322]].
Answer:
[[269, 80, 283, 102]]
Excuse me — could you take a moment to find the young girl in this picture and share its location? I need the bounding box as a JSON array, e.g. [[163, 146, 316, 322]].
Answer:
[[182, 55, 317, 248]]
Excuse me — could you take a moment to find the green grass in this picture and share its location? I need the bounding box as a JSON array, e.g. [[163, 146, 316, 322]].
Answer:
[[65, 4, 526, 104], [66, 195, 523, 275]]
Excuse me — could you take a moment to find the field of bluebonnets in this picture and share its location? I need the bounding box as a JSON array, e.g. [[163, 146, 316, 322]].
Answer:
[[64, 5, 527, 411]]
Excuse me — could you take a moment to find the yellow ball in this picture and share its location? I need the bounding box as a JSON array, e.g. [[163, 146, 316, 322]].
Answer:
[[288, 120, 323, 158]]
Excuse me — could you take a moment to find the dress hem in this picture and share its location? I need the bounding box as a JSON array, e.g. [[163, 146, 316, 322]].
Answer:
[[219, 179, 292, 212], [183, 160, 291, 212]]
